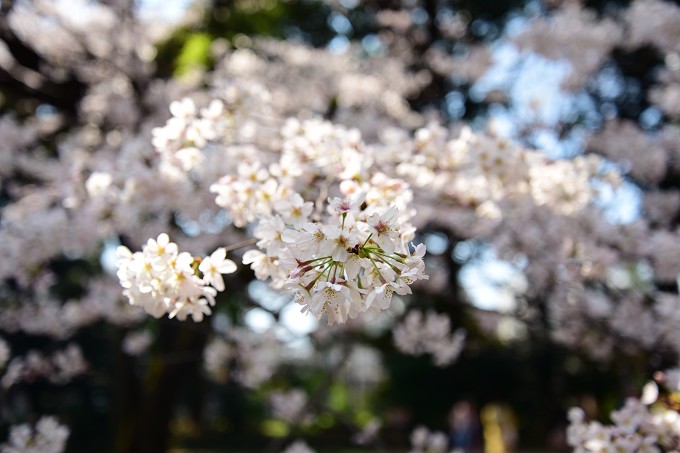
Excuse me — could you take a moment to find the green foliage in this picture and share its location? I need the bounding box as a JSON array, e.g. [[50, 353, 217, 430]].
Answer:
[[327, 382, 349, 412], [154, 0, 335, 79], [175, 32, 214, 77]]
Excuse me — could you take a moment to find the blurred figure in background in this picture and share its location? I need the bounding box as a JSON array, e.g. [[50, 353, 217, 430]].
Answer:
[[449, 400, 484, 453], [480, 403, 518, 453]]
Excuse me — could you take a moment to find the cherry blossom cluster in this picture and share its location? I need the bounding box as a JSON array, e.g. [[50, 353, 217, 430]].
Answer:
[[197, 108, 426, 325], [151, 81, 275, 172], [391, 123, 609, 218], [568, 374, 680, 453], [0, 277, 145, 339], [215, 42, 428, 132], [116, 233, 237, 322], [126, 87, 427, 326], [350, 419, 452, 452], [210, 159, 300, 229], [0, 416, 69, 453], [244, 192, 428, 326], [204, 328, 281, 388], [394, 311, 466, 366], [269, 388, 311, 425], [1, 344, 87, 389], [151, 97, 221, 172], [352, 419, 382, 446], [409, 425, 457, 453], [512, 4, 623, 89], [546, 285, 680, 361], [208, 117, 376, 228], [665, 368, 680, 392], [281, 440, 316, 453], [122, 329, 153, 356]]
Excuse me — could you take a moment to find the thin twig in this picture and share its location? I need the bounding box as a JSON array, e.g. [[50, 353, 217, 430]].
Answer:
[[223, 238, 258, 253]]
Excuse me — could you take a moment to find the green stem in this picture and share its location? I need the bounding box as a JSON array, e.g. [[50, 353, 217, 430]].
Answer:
[[368, 255, 387, 285]]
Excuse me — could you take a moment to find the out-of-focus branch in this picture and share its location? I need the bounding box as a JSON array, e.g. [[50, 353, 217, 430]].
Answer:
[[0, 0, 45, 73], [0, 63, 83, 115], [0, 1, 87, 116]]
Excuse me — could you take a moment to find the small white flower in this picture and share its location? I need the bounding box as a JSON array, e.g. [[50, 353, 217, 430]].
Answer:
[[366, 206, 400, 254], [328, 191, 366, 215], [199, 248, 237, 291], [275, 193, 313, 225]]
